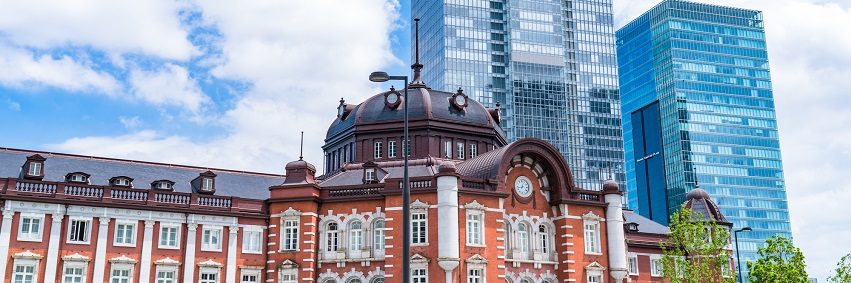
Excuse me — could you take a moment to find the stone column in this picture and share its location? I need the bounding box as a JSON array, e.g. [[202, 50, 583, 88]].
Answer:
[[92, 217, 111, 283], [183, 223, 198, 283], [436, 162, 460, 282], [43, 213, 65, 283], [0, 210, 14, 283], [139, 220, 155, 283], [604, 187, 628, 283], [226, 226, 239, 283]]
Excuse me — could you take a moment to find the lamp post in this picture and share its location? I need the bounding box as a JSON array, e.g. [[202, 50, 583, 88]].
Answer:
[[369, 71, 410, 283], [734, 227, 752, 283]]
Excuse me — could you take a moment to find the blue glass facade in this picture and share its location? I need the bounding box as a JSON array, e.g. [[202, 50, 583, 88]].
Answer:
[[414, 0, 625, 190], [616, 0, 791, 276]]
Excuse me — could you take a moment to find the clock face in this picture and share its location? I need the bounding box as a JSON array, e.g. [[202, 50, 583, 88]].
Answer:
[[387, 93, 399, 104], [514, 176, 533, 198], [338, 105, 345, 117], [454, 95, 467, 106]]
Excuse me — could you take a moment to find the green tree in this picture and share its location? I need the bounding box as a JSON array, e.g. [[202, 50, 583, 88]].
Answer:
[[661, 208, 735, 283], [746, 235, 808, 283], [828, 253, 851, 283]]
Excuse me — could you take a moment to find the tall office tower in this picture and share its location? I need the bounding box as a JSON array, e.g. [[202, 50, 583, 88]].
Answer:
[[616, 0, 792, 274], [413, 0, 625, 190]]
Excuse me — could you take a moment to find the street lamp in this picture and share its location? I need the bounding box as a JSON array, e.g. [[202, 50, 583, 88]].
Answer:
[[734, 227, 753, 283], [369, 72, 410, 283]]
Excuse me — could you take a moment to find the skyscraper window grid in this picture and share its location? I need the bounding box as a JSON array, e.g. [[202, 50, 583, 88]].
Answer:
[[616, 0, 791, 278]]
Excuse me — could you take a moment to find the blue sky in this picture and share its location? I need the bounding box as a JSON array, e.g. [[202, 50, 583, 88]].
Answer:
[[1, 0, 851, 280]]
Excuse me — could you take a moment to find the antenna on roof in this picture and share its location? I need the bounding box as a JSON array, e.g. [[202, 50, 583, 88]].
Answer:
[[410, 18, 427, 88], [299, 131, 304, 161], [693, 166, 699, 188]]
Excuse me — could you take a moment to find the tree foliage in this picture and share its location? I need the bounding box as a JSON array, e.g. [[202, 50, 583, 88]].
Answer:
[[746, 235, 808, 283], [661, 208, 734, 283], [828, 253, 851, 283]]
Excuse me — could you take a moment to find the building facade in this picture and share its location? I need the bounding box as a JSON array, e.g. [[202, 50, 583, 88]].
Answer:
[[412, 0, 625, 191], [0, 75, 642, 282], [616, 0, 792, 276]]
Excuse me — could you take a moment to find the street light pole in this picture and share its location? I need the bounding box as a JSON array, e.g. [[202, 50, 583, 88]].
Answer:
[[734, 227, 752, 283], [369, 72, 410, 283]]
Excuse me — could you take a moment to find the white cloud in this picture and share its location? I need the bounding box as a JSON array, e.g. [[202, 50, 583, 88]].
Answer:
[[51, 0, 402, 173], [118, 116, 142, 129], [0, 0, 196, 60], [613, 0, 851, 280], [6, 99, 20, 111], [129, 64, 209, 113], [0, 43, 120, 93]]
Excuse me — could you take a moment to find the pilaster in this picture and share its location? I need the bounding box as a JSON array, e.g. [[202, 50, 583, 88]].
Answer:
[[92, 217, 111, 283], [0, 210, 14, 283], [184, 223, 199, 283], [226, 226, 239, 283], [139, 220, 156, 283]]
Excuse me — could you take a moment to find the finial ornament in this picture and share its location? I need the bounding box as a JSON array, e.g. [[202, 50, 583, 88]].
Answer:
[[409, 18, 427, 89], [299, 131, 304, 161]]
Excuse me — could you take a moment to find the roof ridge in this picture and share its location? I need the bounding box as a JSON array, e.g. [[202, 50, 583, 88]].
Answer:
[[0, 147, 285, 178]]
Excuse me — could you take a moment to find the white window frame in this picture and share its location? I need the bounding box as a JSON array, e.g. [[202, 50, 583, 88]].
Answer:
[[411, 212, 428, 245], [17, 213, 44, 242], [281, 218, 300, 251], [349, 221, 364, 251], [325, 222, 339, 252], [388, 140, 397, 158], [278, 261, 299, 283], [583, 221, 601, 254], [28, 162, 42, 176], [365, 168, 376, 182], [465, 208, 484, 246], [67, 217, 92, 244], [158, 223, 181, 249], [109, 264, 134, 283], [242, 226, 263, 254], [517, 223, 530, 253], [467, 268, 483, 283], [374, 141, 383, 159], [457, 142, 465, 159], [113, 220, 137, 247], [470, 144, 478, 158], [412, 268, 428, 283], [154, 263, 179, 283], [373, 219, 385, 256], [650, 255, 663, 277], [199, 268, 220, 283], [13, 262, 38, 283], [62, 263, 87, 283], [444, 141, 452, 158], [201, 226, 223, 252], [628, 253, 639, 275], [538, 224, 550, 255], [240, 268, 261, 283], [70, 174, 87, 183]]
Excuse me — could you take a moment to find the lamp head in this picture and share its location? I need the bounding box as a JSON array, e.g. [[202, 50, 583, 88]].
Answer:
[[369, 71, 390, 82], [742, 227, 753, 232]]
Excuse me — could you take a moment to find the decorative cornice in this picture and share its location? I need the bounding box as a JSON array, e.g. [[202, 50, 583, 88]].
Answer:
[[62, 253, 90, 262], [13, 250, 43, 260], [154, 257, 181, 266], [464, 200, 485, 211], [109, 255, 137, 264], [198, 259, 223, 268]]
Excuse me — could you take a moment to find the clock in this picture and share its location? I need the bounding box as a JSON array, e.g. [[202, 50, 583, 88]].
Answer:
[[385, 89, 402, 109], [514, 176, 533, 198]]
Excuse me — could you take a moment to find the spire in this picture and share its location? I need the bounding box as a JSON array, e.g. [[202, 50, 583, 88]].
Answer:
[[299, 131, 304, 161], [409, 18, 427, 89]]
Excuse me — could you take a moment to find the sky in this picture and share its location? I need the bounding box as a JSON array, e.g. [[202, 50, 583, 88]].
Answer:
[[0, 0, 849, 280]]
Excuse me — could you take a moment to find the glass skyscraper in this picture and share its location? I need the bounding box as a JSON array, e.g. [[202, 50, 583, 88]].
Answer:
[[616, 0, 791, 275], [414, 0, 624, 190]]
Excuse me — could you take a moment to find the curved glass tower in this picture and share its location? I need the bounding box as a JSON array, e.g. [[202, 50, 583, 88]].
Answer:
[[616, 0, 792, 278], [413, 0, 625, 191]]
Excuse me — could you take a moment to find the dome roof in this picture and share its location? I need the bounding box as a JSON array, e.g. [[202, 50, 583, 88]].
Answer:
[[602, 179, 620, 194], [683, 188, 730, 224], [326, 87, 503, 140], [285, 159, 316, 173]]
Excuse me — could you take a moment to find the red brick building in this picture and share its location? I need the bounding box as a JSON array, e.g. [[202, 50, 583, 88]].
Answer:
[[0, 75, 690, 283]]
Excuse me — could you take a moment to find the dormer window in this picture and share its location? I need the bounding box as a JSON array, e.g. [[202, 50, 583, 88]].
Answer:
[[365, 169, 376, 183], [109, 176, 134, 188], [151, 180, 175, 191], [626, 222, 640, 233], [65, 172, 90, 184], [22, 154, 46, 180], [193, 171, 217, 194], [202, 178, 214, 191]]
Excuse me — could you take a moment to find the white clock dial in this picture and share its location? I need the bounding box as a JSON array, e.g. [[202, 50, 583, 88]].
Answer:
[[455, 95, 467, 106], [514, 176, 533, 198], [387, 93, 398, 104]]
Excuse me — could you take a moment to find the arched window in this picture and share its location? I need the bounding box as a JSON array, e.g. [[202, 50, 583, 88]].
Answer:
[[521, 278, 533, 283], [504, 221, 511, 254], [346, 278, 362, 283], [371, 277, 385, 283], [350, 221, 363, 251], [373, 220, 385, 251], [539, 224, 549, 254], [518, 223, 529, 253], [326, 223, 339, 252]]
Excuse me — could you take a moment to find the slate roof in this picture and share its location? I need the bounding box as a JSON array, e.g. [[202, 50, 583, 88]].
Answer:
[[456, 145, 510, 180], [0, 148, 284, 200], [624, 210, 671, 235], [319, 164, 439, 187], [326, 87, 504, 140]]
